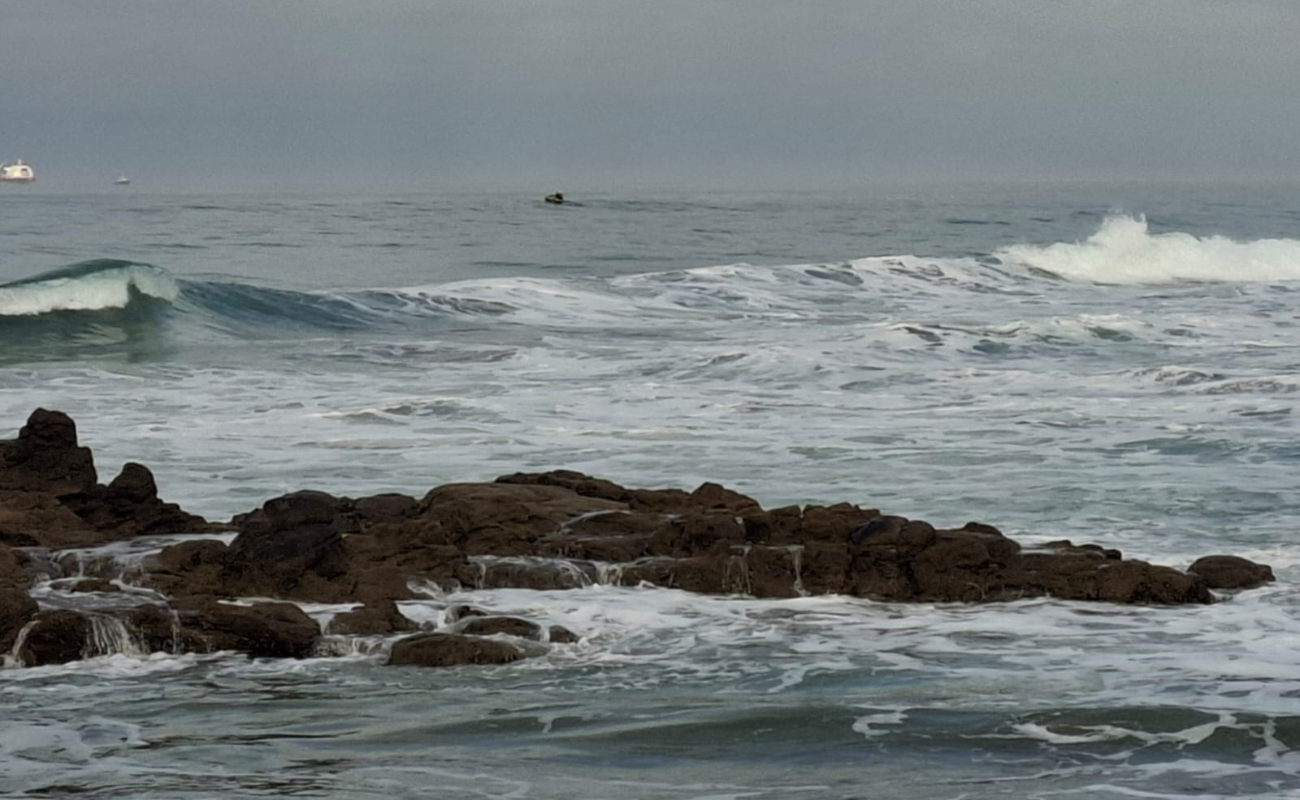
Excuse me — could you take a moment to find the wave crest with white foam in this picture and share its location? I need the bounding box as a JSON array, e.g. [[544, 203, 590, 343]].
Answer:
[[0, 259, 178, 317], [998, 214, 1300, 285]]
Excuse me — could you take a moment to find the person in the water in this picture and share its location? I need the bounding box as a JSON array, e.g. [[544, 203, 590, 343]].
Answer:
[[545, 192, 565, 204]]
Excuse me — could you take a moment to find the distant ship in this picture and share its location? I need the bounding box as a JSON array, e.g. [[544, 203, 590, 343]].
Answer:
[[114, 175, 130, 186], [0, 159, 34, 183]]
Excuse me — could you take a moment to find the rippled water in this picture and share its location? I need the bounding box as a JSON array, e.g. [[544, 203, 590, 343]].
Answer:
[[3, 182, 1300, 798]]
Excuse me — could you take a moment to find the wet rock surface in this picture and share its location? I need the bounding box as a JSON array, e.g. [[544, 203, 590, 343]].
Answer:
[[0, 408, 1282, 670], [326, 599, 417, 636], [172, 597, 320, 659], [1188, 555, 1276, 590], [0, 586, 38, 654], [16, 609, 93, 666], [387, 632, 525, 668]]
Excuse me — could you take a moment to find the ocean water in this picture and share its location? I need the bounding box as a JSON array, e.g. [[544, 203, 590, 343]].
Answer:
[[3, 181, 1300, 798]]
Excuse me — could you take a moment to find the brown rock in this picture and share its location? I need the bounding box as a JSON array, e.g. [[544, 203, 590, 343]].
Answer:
[[125, 604, 190, 653], [495, 470, 632, 503], [0, 490, 99, 549], [174, 597, 319, 658], [746, 544, 848, 598], [628, 486, 694, 513], [326, 599, 416, 635], [16, 609, 92, 666], [223, 495, 351, 597], [0, 542, 35, 588], [68, 578, 121, 593], [457, 615, 544, 640], [688, 482, 762, 515], [343, 565, 419, 603], [740, 505, 804, 545], [420, 482, 626, 554], [387, 632, 524, 667], [620, 555, 728, 594], [455, 557, 595, 591], [146, 539, 229, 597], [802, 503, 880, 543], [1094, 561, 1211, 604], [648, 513, 745, 558], [0, 409, 97, 495], [0, 587, 38, 653], [354, 493, 419, 523], [1188, 555, 1275, 590], [76, 461, 216, 539], [537, 509, 660, 562], [548, 625, 580, 644], [1042, 539, 1122, 561], [447, 604, 488, 621]]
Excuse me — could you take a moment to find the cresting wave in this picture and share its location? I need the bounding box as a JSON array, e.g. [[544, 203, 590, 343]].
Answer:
[[0, 260, 178, 317], [997, 213, 1300, 284], [5, 216, 1297, 326]]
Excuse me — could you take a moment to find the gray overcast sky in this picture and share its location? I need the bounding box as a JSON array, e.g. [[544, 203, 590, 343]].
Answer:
[[2, 0, 1298, 191]]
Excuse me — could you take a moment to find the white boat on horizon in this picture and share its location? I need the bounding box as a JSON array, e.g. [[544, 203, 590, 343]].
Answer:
[[115, 175, 130, 185], [0, 159, 34, 183]]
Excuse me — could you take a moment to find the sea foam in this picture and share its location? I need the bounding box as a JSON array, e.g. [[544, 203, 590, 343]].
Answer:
[[998, 214, 1300, 284]]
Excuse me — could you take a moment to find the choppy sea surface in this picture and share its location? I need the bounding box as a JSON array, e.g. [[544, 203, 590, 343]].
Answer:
[[3, 181, 1300, 799]]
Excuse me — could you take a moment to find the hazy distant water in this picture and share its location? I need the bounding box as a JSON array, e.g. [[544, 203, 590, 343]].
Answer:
[[4, 182, 1300, 799]]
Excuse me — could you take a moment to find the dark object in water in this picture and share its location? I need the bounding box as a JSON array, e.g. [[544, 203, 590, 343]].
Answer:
[[544, 192, 565, 204]]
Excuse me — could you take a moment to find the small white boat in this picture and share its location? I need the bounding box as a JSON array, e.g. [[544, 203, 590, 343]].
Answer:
[[114, 175, 130, 186], [0, 159, 35, 183]]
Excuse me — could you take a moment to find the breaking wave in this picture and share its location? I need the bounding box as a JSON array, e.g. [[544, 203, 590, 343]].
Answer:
[[0, 259, 178, 317], [998, 214, 1300, 284], [0, 259, 518, 342]]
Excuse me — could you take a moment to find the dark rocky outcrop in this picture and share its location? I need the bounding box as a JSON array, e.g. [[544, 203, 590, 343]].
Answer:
[[137, 467, 1273, 608], [387, 632, 525, 667], [0, 410, 218, 549], [0, 409, 1285, 673]]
